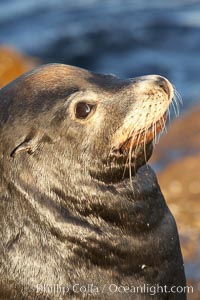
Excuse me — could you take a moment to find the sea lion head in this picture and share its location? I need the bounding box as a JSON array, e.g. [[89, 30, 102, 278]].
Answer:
[[0, 63, 173, 186]]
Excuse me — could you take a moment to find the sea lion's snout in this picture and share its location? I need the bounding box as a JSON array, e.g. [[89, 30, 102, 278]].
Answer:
[[110, 74, 174, 171], [133, 74, 174, 101]]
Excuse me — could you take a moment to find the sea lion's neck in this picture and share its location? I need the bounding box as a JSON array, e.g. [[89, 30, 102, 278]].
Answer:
[[3, 161, 166, 237], [28, 165, 166, 235]]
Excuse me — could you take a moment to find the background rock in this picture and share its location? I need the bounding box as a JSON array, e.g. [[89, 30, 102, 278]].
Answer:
[[0, 46, 37, 88]]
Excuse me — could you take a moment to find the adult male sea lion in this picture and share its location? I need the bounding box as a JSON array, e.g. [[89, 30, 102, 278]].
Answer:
[[0, 64, 186, 299]]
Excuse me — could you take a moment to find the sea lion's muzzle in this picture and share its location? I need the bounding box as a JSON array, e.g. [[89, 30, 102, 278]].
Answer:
[[131, 74, 174, 99], [110, 75, 174, 162]]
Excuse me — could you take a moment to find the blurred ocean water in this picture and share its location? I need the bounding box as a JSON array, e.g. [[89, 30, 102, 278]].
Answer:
[[0, 0, 200, 110]]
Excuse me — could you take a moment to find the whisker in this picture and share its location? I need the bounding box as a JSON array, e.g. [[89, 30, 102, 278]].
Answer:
[[135, 129, 143, 154], [171, 99, 178, 117], [143, 128, 147, 163], [129, 128, 142, 183], [122, 141, 132, 180], [154, 121, 158, 144], [157, 118, 166, 144], [161, 115, 168, 134], [167, 107, 171, 123], [173, 85, 183, 105], [121, 115, 144, 181], [128, 148, 133, 189], [128, 129, 140, 190], [151, 122, 155, 146], [173, 96, 180, 117], [122, 128, 138, 179]]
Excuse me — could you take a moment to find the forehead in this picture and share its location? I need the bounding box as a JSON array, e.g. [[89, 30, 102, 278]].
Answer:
[[13, 64, 130, 95]]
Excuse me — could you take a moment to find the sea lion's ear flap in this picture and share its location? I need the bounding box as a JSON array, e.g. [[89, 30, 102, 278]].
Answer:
[[10, 140, 36, 158]]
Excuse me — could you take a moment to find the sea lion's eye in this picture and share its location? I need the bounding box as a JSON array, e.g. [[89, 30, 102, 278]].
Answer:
[[75, 102, 94, 119]]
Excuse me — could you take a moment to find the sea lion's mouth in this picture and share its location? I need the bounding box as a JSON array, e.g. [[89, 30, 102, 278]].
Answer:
[[120, 114, 166, 154], [111, 112, 167, 163]]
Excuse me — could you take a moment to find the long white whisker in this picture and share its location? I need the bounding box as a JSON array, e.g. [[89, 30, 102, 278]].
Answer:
[[155, 121, 159, 144], [172, 99, 178, 117], [167, 107, 171, 123], [143, 128, 147, 163], [161, 115, 168, 134], [173, 96, 180, 117], [173, 85, 183, 105]]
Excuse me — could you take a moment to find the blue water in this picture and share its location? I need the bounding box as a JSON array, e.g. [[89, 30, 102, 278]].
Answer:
[[0, 0, 200, 111]]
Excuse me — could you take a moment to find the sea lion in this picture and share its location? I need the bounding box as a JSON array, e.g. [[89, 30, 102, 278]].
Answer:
[[0, 64, 186, 300]]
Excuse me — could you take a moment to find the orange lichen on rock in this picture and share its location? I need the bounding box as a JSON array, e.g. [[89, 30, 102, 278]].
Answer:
[[0, 46, 38, 88]]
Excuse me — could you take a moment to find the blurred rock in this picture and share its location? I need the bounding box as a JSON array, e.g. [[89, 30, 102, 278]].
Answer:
[[151, 106, 200, 298], [151, 105, 200, 169], [0, 46, 38, 88], [158, 154, 200, 258]]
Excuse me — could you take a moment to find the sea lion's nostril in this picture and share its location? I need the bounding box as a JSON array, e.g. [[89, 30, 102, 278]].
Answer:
[[155, 76, 174, 99], [158, 79, 170, 95]]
